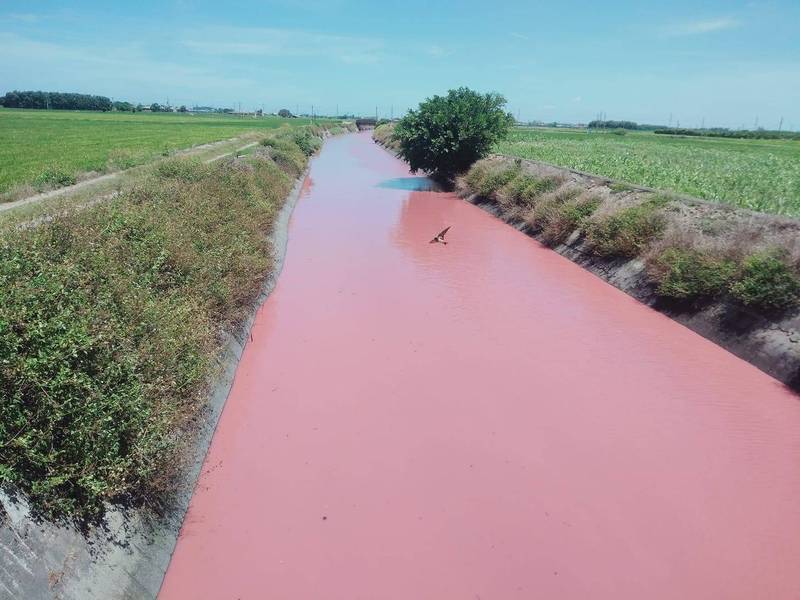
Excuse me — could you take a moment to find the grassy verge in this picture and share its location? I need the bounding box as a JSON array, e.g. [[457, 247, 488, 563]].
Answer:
[[373, 122, 401, 153], [0, 126, 324, 520], [458, 158, 800, 315], [0, 108, 340, 200]]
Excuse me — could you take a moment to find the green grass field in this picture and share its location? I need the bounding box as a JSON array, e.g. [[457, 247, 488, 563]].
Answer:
[[495, 128, 800, 216], [0, 108, 330, 197]]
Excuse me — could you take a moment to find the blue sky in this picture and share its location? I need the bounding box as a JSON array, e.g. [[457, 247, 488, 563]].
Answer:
[[1, 0, 798, 129]]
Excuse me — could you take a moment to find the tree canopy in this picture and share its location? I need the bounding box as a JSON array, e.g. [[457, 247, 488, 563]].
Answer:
[[393, 87, 514, 179], [0, 90, 112, 111]]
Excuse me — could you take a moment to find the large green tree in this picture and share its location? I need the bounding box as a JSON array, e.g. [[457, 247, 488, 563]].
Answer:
[[394, 87, 514, 180]]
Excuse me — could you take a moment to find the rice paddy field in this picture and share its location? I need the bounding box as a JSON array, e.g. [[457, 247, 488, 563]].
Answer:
[[496, 128, 800, 217], [0, 108, 330, 197]]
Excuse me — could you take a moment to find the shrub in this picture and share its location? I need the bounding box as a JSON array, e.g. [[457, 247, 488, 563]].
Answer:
[[33, 166, 76, 190], [260, 136, 307, 177], [729, 251, 800, 310], [586, 197, 668, 257], [291, 130, 322, 157], [393, 87, 515, 179], [650, 248, 737, 300]]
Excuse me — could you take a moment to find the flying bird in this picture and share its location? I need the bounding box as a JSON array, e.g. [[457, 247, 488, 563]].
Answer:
[[429, 226, 451, 245]]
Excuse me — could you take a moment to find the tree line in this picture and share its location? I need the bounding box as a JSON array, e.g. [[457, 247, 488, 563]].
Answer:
[[588, 120, 662, 131], [0, 91, 194, 114], [654, 128, 800, 141], [0, 90, 113, 111]]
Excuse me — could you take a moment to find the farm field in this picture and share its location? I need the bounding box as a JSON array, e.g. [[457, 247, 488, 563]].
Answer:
[[495, 128, 800, 216], [0, 108, 330, 197]]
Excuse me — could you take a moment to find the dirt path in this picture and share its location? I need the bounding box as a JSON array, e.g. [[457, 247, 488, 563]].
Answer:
[[158, 132, 800, 600], [0, 138, 260, 215]]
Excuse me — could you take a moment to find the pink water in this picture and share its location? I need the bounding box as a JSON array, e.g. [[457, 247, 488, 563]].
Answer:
[[159, 132, 800, 599]]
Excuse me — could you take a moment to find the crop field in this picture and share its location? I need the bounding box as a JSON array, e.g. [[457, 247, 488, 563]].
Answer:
[[0, 108, 331, 197], [495, 128, 800, 216]]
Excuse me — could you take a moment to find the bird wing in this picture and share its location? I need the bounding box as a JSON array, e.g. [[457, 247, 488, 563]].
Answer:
[[437, 226, 451, 238]]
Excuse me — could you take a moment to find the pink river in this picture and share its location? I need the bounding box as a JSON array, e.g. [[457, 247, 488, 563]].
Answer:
[[158, 131, 800, 599]]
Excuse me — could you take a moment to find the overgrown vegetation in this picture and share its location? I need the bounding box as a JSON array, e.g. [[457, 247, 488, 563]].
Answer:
[[0, 127, 325, 519], [457, 157, 800, 314], [373, 122, 401, 152], [585, 197, 668, 258], [649, 248, 737, 300], [32, 166, 77, 190], [729, 251, 800, 310], [393, 87, 514, 180]]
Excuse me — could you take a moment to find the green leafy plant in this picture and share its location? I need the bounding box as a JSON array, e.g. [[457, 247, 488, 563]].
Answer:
[[291, 130, 322, 157], [33, 166, 76, 189]]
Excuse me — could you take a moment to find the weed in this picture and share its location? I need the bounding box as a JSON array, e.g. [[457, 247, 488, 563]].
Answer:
[[586, 198, 668, 257], [33, 166, 76, 190], [476, 165, 520, 197], [528, 188, 598, 246], [650, 248, 737, 300], [291, 130, 322, 157], [729, 250, 800, 310]]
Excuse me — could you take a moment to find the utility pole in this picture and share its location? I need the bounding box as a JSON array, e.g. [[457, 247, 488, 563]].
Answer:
[[701, 116, 705, 129], [336, 103, 339, 116], [311, 104, 315, 122], [778, 116, 784, 131], [754, 116, 759, 129], [375, 106, 378, 121], [668, 112, 673, 127]]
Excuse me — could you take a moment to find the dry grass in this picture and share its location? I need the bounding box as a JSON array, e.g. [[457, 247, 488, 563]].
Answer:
[[372, 122, 401, 152]]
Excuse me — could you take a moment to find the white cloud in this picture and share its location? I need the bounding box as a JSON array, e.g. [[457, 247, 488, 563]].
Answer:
[[572, 96, 582, 103], [182, 27, 385, 65], [510, 32, 530, 41], [665, 17, 740, 36]]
